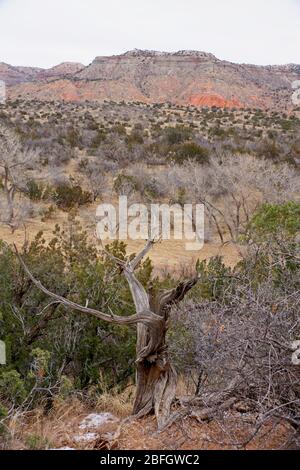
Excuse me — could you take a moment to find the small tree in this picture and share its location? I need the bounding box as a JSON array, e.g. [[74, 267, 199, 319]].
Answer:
[[182, 155, 300, 244], [15, 240, 199, 428], [81, 160, 108, 202], [0, 124, 37, 229]]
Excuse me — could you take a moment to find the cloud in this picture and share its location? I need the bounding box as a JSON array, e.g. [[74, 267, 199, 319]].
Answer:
[[0, 0, 299, 67]]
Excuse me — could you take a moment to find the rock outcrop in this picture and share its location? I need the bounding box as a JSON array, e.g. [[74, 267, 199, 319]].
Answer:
[[3, 50, 299, 110]]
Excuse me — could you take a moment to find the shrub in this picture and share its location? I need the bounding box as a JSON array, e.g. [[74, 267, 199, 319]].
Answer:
[[29, 348, 51, 380], [141, 177, 166, 200], [58, 375, 75, 399], [0, 404, 8, 437], [125, 130, 144, 146], [171, 142, 210, 164], [113, 174, 139, 196], [114, 124, 127, 136], [65, 127, 82, 148], [0, 223, 150, 400], [91, 129, 107, 148], [53, 183, 93, 210], [247, 201, 300, 242], [163, 125, 193, 145], [25, 434, 50, 450], [0, 370, 26, 405], [26, 180, 44, 201], [26, 180, 52, 202], [169, 240, 300, 433], [257, 138, 281, 160], [40, 205, 56, 222]]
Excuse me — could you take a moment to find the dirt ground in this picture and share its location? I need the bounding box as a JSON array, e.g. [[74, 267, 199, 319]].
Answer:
[[0, 204, 241, 270], [7, 397, 294, 451]]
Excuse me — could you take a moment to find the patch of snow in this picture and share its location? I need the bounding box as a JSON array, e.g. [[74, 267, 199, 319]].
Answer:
[[49, 447, 75, 450], [74, 432, 97, 442], [79, 412, 118, 429]]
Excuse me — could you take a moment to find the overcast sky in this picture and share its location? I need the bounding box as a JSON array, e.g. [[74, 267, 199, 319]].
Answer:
[[0, 0, 299, 68]]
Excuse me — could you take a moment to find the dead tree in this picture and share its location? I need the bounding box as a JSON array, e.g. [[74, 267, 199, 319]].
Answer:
[[0, 124, 37, 229], [15, 240, 199, 428]]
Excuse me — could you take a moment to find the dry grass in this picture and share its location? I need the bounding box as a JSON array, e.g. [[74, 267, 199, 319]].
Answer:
[[6, 397, 89, 450], [0, 202, 241, 269], [4, 387, 134, 450], [4, 398, 88, 450], [94, 385, 135, 419], [116, 414, 294, 450], [2, 390, 295, 450]]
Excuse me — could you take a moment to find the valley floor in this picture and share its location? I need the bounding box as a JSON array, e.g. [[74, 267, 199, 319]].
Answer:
[[0, 205, 241, 270]]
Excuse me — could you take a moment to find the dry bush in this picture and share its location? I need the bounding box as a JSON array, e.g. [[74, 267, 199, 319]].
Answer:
[[0, 124, 38, 229], [169, 255, 300, 448], [4, 397, 88, 450], [159, 156, 300, 243], [94, 387, 135, 419]]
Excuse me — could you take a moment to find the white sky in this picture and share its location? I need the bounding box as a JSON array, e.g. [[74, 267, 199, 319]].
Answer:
[[0, 0, 299, 68]]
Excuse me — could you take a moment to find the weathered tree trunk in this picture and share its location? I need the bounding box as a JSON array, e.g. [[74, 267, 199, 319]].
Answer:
[[121, 256, 178, 427], [132, 277, 199, 427], [133, 321, 177, 429]]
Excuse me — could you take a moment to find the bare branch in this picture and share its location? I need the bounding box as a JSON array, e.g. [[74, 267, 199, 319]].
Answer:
[[128, 239, 156, 270], [14, 244, 161, 328]]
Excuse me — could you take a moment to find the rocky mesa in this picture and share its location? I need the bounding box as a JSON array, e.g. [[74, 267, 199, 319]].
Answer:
[[3, 49, 300, 110]]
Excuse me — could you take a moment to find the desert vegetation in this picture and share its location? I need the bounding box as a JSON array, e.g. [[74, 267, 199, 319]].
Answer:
[[0, 99, 299, 450]]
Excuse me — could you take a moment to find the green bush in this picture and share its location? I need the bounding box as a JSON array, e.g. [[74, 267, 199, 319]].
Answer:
[[91, 129, 107, 148], [29, 348, 51, 380], [53, 183, 92, 210], [58, 375, 75, 399], [125, 130, 144, 146], [0, 370, 26, 405], [26, 180, 52, 202], [0, 221, 156, 404], [114, 124, 127, 136], [163, 125, 193, 145], [170, 142, 210, 164], [247, 201, 300, 242], [0, 404, 8, 437]]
